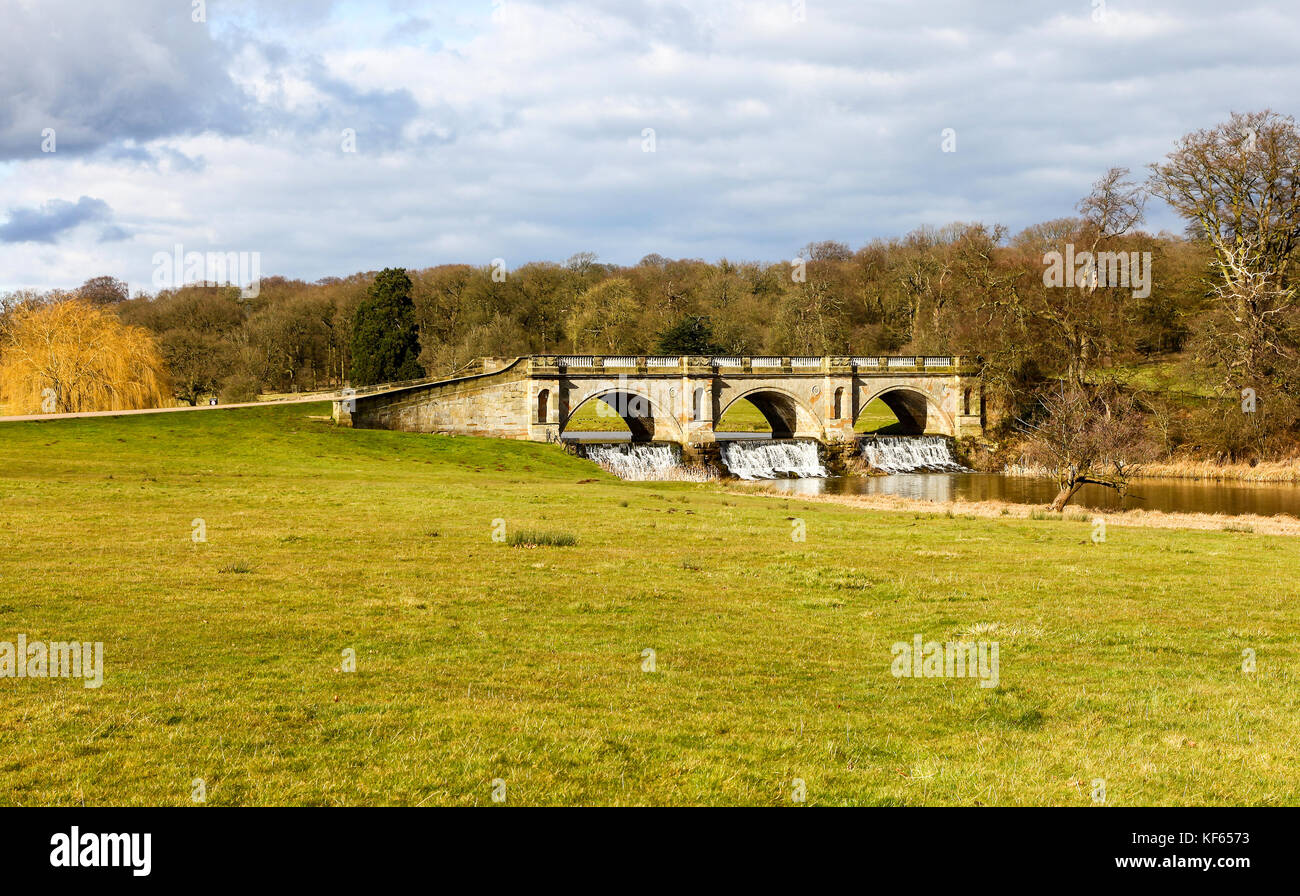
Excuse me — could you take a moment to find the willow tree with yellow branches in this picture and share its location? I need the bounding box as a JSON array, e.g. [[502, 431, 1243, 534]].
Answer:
[[0, 299, 171, 414]]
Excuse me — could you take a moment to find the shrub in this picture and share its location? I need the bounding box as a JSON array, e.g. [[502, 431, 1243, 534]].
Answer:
[[219, 373, 261, 404], [507, 530, 578, 547]]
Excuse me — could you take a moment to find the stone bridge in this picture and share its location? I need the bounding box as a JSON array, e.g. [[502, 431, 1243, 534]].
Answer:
[[334, 355, 983, 457]]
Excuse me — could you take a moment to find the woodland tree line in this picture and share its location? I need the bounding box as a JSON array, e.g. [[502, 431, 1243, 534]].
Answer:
[[2, 111, 1298, 479]]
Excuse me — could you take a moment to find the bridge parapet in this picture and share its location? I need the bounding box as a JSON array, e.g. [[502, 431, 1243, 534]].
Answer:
[[526, 355, 971, 376]]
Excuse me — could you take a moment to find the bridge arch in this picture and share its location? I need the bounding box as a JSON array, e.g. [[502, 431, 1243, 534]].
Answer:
[[562, 387, 684, 442], [856, 385, 955, 436], [721, 387, 826, 439]]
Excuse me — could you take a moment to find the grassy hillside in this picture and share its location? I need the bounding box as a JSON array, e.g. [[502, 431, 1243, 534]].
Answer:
[[0, 404, 1296, 805], [1091, 355, 1218, 402]]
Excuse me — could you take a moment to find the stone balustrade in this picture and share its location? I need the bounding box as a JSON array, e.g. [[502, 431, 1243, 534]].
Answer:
[[525, 355, 969, 374]]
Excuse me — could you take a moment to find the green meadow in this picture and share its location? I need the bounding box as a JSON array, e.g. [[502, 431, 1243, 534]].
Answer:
[[0, 403, 1296, 805]]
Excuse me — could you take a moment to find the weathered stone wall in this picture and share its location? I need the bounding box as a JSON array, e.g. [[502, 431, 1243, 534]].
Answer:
[[341, 360, 534, 437], [335, 356, 986, 444]]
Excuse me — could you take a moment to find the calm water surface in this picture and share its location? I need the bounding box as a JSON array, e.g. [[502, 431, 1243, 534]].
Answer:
[[763, 473, 1300, 517]]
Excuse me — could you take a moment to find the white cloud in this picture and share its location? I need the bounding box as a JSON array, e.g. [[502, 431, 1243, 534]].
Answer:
[[1, 0, 1298, 292]]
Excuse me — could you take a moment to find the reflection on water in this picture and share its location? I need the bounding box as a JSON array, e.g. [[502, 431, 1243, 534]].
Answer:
[[764, 472, 1300, 517]]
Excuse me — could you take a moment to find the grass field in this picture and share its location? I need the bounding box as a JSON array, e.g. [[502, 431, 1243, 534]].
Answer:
[[0, 403, 1296, 805], [1091, 355, 1219, 404]]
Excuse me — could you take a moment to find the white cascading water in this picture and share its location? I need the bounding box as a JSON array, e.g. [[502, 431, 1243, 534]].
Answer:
[[581, 443, 689, 481], [719, 439, 827, 480], [860, 436, 965, 473]]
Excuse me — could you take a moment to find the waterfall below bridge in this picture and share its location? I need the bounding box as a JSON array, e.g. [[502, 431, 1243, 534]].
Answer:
[[577, 435, 961, 480], [578, 443, 685, 480], [719, 439, 827, 480], [577, 438, 827, 481], [860, 435, 965, 473]]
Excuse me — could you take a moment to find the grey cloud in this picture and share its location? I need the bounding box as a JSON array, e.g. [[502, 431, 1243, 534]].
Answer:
[[105, 145, 158, 165], [308, 66, 422, 150], [576, 0, 716, 53], [0, 197, 116, 244], [384, 16, 439, 45], [0, 0, 249, 161], [0, 0, 430, 163], [97, 225, 133, 243], [99, 143, 207, 173], [226, 38, 423, 151], [160, 147, 208, 173]]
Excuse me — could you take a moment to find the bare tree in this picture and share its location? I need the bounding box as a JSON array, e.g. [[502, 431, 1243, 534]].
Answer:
[[1020, 382, 1151, 511], [1202, 237, 1298, 384], [77, 275, 130, 306], [801, 240, 853, 262], [1149, 110, 1300, 392], [1077, 167, 1146, 255], [1008, 169, 1145, 392]]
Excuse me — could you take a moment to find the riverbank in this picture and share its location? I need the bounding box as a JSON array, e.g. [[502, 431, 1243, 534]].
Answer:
[[998, 457, 1300, 483], [735, 485, 1300, 536], [1124, 459, 1300, 482]]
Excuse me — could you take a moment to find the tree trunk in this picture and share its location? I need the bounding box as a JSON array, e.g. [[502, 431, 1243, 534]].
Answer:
[[1049, 481, 1082, 511]]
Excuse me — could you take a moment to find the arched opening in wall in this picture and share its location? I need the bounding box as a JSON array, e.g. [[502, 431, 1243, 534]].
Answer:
[[561, 391, 658, 441], [692, 387, 708, 421], [715, 398, 772, 434], [833, 387, 845, 420], [962, 388, 972, 416], [855, 398, 902, 433], [721, 390, 804, 439], [854, 389, 933, 435], [537, 389, 550, 423]]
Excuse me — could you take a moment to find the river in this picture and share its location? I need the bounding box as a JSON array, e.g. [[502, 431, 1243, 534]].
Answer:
[[763, 472, 1300, 517], [566, 433, 1300, 516]]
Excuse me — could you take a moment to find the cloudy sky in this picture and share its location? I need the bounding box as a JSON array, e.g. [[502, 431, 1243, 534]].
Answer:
[[1, 0, 1297, 292]]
